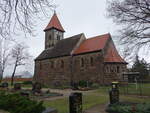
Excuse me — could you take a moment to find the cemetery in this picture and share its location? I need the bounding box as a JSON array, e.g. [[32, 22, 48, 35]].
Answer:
[[0, 80, 149, 113], [0, 0, 150, 113]]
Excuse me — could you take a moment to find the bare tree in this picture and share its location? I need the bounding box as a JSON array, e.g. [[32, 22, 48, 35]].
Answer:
[[0, 0, 55, 39], [107, 0, 150, 60], [0, 38, 11, 82], [11, 43, 30, 85]]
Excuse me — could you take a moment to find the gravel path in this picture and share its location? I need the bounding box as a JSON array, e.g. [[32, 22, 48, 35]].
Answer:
[[84, 104, 108, 113], [0, 110, 9, 113], [43, 88, 96, 100]]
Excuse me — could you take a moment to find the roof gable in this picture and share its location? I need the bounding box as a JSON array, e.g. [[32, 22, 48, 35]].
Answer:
[[104, 39, 127, 64], [44, 13, 65, 32], [73, 33, 110, 55]]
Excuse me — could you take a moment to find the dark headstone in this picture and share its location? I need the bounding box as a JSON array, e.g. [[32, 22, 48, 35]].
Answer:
[[1, 82, 8, 88], [42, 107, 57, 113], [109, 82, 119, 104], [20, 91, 29, 98], [14, 83, 21, 90], [72, 82, 79, 90], [32, 82, 42, 93], [69, 92, 82, 113]]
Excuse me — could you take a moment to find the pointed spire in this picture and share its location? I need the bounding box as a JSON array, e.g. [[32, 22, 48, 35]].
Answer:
[[44, 12, 65, 32]]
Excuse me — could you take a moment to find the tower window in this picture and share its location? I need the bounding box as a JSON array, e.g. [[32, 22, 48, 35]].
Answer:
[[51, 43, 54, 46], [49, 35, 52, 40], [57, 35, 60, 40], [81, 58, 84, 67]]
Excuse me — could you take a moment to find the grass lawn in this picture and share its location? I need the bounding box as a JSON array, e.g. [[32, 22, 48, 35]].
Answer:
[[44, 93, 108, 113], [43, 85, 150, 113], [95, 83, 150, 96]]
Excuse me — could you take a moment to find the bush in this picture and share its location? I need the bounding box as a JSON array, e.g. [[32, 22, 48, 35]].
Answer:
[[106, 103, 150, 113], [0, 92, 45, 113], [79, 80, 87, 87]]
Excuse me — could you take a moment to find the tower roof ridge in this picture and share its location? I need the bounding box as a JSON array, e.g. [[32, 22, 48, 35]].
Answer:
[[44, 13, 65, 32]]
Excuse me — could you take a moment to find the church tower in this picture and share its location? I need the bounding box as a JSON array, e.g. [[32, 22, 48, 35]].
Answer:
[[44, 12, 65, 49]]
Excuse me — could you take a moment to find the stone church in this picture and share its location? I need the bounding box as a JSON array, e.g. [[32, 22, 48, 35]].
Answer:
[[33, 13, 127, 86]]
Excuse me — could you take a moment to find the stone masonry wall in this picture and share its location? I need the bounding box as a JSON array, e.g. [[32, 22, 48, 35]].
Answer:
[[72, 52, 105, 84], [34, 56, 72, 86], [103, 63, 127, 84], [34, 52, 127, 86]]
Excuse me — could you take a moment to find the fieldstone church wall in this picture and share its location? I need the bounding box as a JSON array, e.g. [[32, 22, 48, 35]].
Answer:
[[34, 52, 127, 86], [72, 52, 104, 84], [34, 56, 72, 86]]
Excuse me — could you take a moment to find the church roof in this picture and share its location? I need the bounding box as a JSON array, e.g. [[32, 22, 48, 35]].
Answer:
[[104, 42, 127, 64], [44, 13, 65, 32], [36, 32, 126, 63], [35, 33, 83, 60], [73, 33, 126, 63], [73, 34, 110, 55]]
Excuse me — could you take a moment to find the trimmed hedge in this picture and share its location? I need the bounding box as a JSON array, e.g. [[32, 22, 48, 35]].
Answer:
[[0, 92, 45, 113]]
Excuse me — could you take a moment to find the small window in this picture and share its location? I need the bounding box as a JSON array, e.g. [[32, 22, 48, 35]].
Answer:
[[57, 35, 60, 40], [49, 35, 52, 40], [110, 66, 114, 73], [90, 57, 94, 66], [106, 66, 109, 73], [81, 58, 84, 67], [51, 61, 54, 68], [61, 60, 64, 68], [117, 66, 120, 73]]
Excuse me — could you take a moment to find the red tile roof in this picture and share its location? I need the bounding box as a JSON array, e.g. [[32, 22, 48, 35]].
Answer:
[[44, 13, 65, 32], [73, 33, 110, 55], [104, 42, 127, 63]]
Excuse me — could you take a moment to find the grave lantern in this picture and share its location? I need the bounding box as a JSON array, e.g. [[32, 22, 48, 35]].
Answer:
[[69, 92, 82, 113], [109, 81, 119, 104], [111, 82, 119, 90]]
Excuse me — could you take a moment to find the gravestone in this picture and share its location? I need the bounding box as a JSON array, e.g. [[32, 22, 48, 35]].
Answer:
[[1, 82, 8, 88], [32, 82, 42, 93], [69, 92, 82, 113], [109, 82, 119, 104], [14, 83, 21, 90], [20, 91, 29, 98]]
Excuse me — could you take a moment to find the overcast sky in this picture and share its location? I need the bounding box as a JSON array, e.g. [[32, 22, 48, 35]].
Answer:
[[3, 0, 149, 76]]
